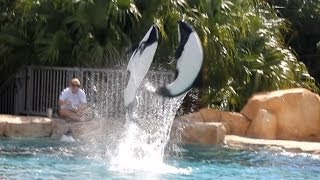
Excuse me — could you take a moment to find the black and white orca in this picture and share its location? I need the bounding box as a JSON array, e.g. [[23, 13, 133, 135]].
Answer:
[[124, 25, 159, 107], [158, 21, 203, 97]]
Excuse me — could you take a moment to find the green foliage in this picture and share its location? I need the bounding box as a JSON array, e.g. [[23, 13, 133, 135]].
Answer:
[[268, 0, 320, 83], [270, 0, 320, 28], [0, 0, 318, 111], [0, 0, 140, 72], [194, 0, 318, 110]]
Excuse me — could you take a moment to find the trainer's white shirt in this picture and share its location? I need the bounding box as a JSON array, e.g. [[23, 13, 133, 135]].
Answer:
[[59, 87, 87, 110]]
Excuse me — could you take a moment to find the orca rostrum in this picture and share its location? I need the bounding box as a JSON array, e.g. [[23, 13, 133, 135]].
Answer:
[[158, 21, 203, 97], [124, 25, 159, 107]]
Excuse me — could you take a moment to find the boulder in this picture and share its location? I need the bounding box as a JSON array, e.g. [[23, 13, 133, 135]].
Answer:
[[0, 121, 5, 136], [171, 119, 226, 145], [221, 111, 251, 136], [177, 111, 204, 123], [0, 115, 53, 138], [241, 88, 320, 141], [198, 108, 251, 135], [178, 108, 251, 136], [246, 109, 277, 139], [0, 115, 9, 136], [199, 108, 221, 122]]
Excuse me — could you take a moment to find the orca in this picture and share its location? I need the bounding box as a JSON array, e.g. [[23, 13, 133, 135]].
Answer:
[[158, 21, 203, 97], [124, 25, 159, 107]]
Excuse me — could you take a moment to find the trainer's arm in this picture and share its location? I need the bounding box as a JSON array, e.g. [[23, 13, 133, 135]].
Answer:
[[59, 90, 70, 106], [59, 99, 68, 105]]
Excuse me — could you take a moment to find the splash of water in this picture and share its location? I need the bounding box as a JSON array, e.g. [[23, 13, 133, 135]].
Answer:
[[110, 78, 189, 174], [76, 70, 189, 173]]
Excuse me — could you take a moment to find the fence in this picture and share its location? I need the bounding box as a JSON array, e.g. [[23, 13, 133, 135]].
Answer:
[[0, 66, 174, 118]]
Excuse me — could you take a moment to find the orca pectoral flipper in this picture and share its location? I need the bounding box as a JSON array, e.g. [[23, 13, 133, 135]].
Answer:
[[124, 25, 160, 107], [158, 21, 203, 97]]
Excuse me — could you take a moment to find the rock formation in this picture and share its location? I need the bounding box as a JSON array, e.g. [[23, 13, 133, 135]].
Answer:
[[173, 88, 320, 142], [174, 108, 250, 137], [1, 88, 320, 145], [0, 115, 53, 138], [242, 88, 320, 141], [171, 118, 226, 145]]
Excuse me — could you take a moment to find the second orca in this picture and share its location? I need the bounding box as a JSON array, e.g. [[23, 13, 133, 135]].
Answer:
[[158, 21, 203, 97]]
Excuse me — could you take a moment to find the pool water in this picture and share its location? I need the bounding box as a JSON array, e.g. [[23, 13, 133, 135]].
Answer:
[[0, 139, 320, 179]]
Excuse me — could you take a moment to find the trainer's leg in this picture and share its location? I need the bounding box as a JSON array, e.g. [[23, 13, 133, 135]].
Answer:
[[59, 109, 82, 122]]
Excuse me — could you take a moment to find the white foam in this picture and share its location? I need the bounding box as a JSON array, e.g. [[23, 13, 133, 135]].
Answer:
[[112, 81, 187, 174], [60, 135, 76, 142], [110, 123, 191, 174]]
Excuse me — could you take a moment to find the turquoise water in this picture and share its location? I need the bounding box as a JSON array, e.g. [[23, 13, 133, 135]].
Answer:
[[0, 139, 320, 179]]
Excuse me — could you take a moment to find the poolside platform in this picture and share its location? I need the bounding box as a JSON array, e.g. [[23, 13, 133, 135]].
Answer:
[[1, 114, 320, 154], [225, 135, 320, 154]]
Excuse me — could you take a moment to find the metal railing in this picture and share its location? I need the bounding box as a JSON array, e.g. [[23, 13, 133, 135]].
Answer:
[[0, 66, 174, 118], [0, 75, 17, 115]]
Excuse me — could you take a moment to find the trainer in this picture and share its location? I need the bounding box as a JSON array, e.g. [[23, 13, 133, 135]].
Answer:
[[59, 78, 88, 122]]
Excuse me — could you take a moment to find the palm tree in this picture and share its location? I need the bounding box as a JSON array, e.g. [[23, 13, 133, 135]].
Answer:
[[183, 0, 317, 110], [0, 0, 317, 111], [267, 0, 320, 83]]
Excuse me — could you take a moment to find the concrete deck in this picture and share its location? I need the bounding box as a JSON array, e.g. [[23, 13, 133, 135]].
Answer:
[[225, 135, 320, 154]]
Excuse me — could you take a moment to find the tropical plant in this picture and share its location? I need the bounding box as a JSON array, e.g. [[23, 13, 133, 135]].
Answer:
[[183, 0, 318, 110], [267, 0, 320, 83], [0, 0, 318, 111]]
